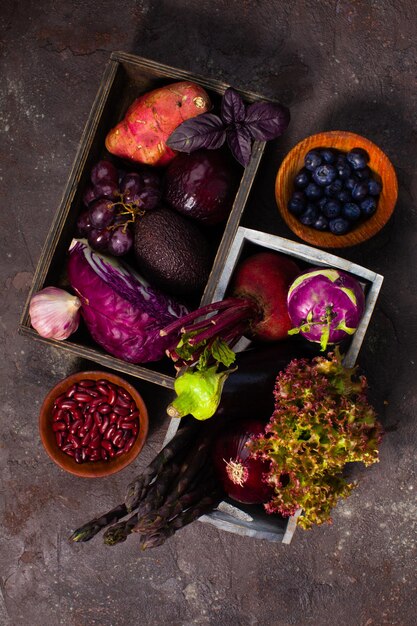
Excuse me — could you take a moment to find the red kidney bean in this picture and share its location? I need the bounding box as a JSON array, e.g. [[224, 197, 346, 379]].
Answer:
[[78, 379, 95, 387], [71, 407, 83, 421], [98, 403, 111, 415], [66, 384, 78, 398], [62, 411, 72, 429], [101, 440, 113, 453], [113, 404, 130, 417], [107, 387, 117, 406], [122, 409, 139, 422], [89, 449, 100, 461], [52, 408, 65, 422], [105, 424, 117, 441], [81, 448, 89, 462], [67, 433, 80, 449], [73, 392, 93, 403], [78, 426, 89, 439], [93, 411, 103, 429], [74, 449, 83, 463], [99, 416, 110, 435], [117, 387, 133, 402], [55, 432, 63, 447], [87, 388, 101, 398], [115, 447, 125, 456], [63, 447, 75, 458], [101, 448, 108, 461], [90, 435, 101, 449], [96, 382, 109, 395], [52, 421, 66, 432], [88, 397, 106, 410], [109, 412, 118, 425], [115, 393, 131, 408], [123, 436, 136, 453], [112, 430, 124, 447], [120, 421, 136, 431], [83, 413, 94, 432], [69, 418, 83, 435], [81, 430, 92, 447], [132, 424, 139, 437], [58, 399, 78, 410]]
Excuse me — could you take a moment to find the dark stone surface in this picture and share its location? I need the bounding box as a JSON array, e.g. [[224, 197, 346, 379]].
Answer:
[[1, 1, 416, 625]]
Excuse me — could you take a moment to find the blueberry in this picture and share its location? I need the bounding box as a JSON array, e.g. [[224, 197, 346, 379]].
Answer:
[[319, 148, 336, 164], [351, 181, 369, 201], [294, 167, 311, 189], [368, 178, 382, 196], [335, 155, 352, 179], [317, 196, 328, 211], [342, 202, 361, 221], [313, 215, 329, 231], [345, 177, 356, 191], [346, 148, 370, 170], [323, 199, 342, 219], [329, 217, 351, 235], [354, 166, 371, 180], [305, 182, 323, 200], [324, 178, 343, 197], [360, 197, 377, 217], [312, 164, 337, 186], [299, 205, 319, 225], [338, 189, 351, 203], [288, 191, 307, 215], [304, 150, 322, 171]]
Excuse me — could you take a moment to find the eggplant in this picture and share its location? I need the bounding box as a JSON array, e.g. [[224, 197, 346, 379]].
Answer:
[[213, 339, 318, 422]]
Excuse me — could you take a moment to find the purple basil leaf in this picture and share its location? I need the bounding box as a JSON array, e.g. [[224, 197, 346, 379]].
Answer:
[[244, 101, 291, 141], [226, 125, 253, 167], [166, 113, 226, 152], [221, 87, 246, 125]]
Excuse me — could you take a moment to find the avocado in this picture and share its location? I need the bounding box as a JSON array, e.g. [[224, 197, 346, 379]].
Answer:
[[133, 206, 213, 296]]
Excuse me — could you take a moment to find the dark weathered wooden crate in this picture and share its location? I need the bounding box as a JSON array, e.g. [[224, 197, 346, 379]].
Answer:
[[18, 51, 272, 387], [164, 226, 384, 543]]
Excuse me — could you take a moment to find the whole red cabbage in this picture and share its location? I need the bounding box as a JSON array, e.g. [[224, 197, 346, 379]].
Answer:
[[67, 239, 188, 363], [287, 268, 365, 351]]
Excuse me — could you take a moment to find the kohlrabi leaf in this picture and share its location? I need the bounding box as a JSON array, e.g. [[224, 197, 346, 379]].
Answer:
[[175, 331, 205, 362], [210, 337, 236, 367], [166, 113, 226, 152], [244, 101, 291, 141], [221, 87, 246, 125]]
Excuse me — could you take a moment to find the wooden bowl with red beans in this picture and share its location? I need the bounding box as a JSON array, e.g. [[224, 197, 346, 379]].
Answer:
[[39, 371, 149, 477]]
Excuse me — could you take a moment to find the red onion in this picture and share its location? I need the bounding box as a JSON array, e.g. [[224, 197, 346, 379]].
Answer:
[[212, 419, 274, 505]]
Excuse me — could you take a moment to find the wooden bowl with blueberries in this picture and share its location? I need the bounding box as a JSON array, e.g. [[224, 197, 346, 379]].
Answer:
[[275, 130, 398, 248]]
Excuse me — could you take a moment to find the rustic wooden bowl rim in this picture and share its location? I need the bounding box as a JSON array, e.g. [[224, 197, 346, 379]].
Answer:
[[39, 370, 149, 478], [275, 130, 398, 248]]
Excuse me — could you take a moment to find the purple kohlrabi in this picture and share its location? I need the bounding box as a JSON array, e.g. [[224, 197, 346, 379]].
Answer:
[[287, 268, 365, 351]]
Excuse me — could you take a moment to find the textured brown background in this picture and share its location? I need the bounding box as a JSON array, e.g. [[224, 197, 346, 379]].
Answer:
[[1, 1, 416, 625]]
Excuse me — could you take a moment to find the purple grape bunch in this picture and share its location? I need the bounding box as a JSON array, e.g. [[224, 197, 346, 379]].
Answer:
[[288, 147, 383, 235], [76, 159, 162, 256]]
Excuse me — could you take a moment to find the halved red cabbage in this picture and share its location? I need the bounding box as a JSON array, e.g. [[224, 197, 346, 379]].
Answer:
[[67, 239, 189, 363]]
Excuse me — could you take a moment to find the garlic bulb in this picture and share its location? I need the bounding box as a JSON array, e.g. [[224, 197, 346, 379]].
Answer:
[[29, 287, 82, 340]]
